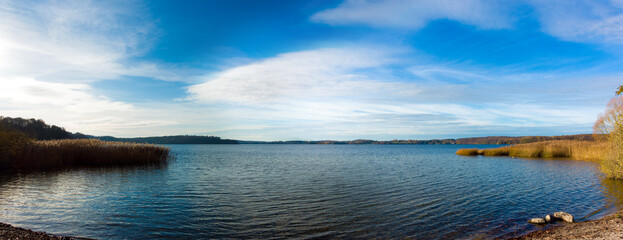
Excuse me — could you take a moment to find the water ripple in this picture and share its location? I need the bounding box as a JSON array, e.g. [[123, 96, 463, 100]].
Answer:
[[0, 145, 620, 239]]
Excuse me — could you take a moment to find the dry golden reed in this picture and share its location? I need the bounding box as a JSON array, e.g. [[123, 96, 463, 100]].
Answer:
[[456, 140, 609, 162], [13, 139, 169, 170], [455, 148, 479, 156]]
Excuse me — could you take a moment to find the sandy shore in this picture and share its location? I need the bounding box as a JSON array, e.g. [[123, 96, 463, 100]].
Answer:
[[0, 222, 75, 240], [508, 210, 623, 240]]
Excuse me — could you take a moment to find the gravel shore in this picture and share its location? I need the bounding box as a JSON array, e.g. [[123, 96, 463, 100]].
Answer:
[[0, 223, 75, 240], [1, 211, 622, 240], [508, 210, 623, 240]]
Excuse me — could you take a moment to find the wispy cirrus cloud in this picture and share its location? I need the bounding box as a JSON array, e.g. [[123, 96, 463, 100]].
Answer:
[[311, 0, 623, 45], [0, 0, 153, 82], [310, 0, 513, 30], [530, 0, 623, 44], [0, 0, 183, 134], [186, 46, 614, 140], [187, 47, 410, 104]]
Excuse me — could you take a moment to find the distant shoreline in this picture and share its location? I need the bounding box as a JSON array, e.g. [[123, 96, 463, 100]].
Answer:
[[86, 133, 597, 145], [237, 134, 596, 145], [0, 115, 598, 145]]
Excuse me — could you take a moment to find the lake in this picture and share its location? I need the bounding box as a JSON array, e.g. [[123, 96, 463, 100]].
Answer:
[[0, 144, 622, 239]]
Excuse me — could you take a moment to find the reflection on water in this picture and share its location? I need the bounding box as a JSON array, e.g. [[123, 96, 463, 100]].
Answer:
[[0, 145, 621, 239], [601, 177, 623, 209]]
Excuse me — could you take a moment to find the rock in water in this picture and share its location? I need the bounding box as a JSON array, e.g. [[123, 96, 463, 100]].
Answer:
[[553, 212, 574, 222], [528, 218, 546, 224], [545, 214, 552, 222]]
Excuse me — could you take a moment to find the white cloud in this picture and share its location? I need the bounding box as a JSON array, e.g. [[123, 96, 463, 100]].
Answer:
[[0, 0, 183, 135], [530, 0, 623, 44], [0, 0, 617, 139], [1, 78, 132, 112], [187, 47, 408, 103], [0, 0, 157, 82], [311, 0, 623, 45], [0, 77, 173, 135], [311, 0, 512, 30], [187, 47, 613, 140]]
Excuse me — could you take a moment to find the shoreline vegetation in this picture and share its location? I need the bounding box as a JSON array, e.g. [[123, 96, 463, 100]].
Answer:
[[2, 138, 169, 172], [1, 116, 601, 171], [0, 117, 169, 172], [456, 140, 609, 161], [16, 139, 170, 170], [458, 92, 623, 239], [456, 94, 623, 180]]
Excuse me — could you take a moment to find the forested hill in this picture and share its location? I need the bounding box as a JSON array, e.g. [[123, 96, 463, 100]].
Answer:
[[96, 135, 238, 144], [0, 116, 78, 140], [0, 116, 237, 144]]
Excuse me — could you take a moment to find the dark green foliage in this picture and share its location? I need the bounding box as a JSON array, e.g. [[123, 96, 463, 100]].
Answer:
[[70, 132, 90, 139], [0, 116, 73, 140]]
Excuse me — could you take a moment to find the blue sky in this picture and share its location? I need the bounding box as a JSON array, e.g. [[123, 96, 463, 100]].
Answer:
[[1, 0, 623, 140]]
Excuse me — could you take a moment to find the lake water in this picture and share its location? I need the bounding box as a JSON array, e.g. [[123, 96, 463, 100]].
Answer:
[[0, 144, 622, 239]]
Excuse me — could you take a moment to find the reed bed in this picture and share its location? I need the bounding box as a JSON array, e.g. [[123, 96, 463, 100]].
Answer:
[[12, 139, 170, 170], [456, 140, 609, 162], [455, 148, 480, 156]]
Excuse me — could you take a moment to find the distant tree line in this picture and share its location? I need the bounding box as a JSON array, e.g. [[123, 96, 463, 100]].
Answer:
[[0, 116, 238, 144], [242, 134, 596, 145], [96, 135, 238, 144], [0, 116, 598, 146]]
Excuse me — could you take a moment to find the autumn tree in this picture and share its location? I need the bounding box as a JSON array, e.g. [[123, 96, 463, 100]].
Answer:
[[595, 93, 623, 178]]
